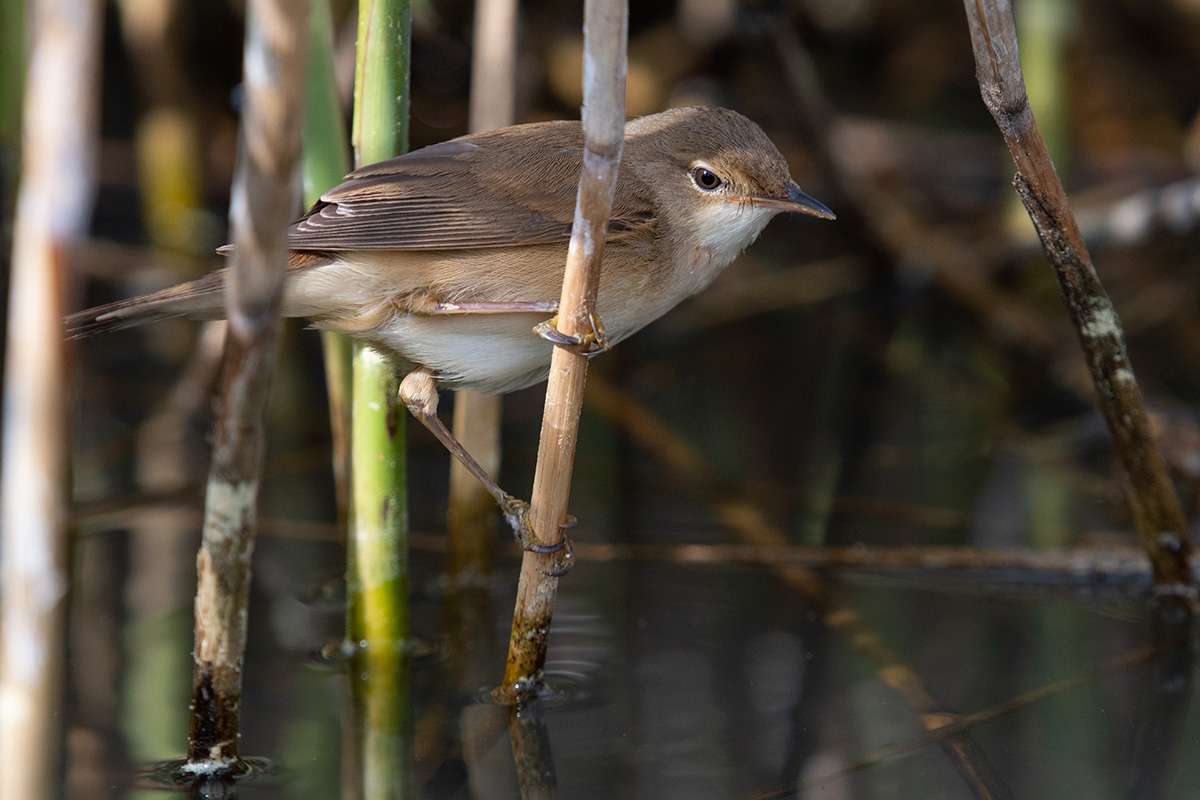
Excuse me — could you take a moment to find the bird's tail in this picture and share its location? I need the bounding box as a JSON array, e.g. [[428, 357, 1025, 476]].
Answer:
[[66, 270, 228, 337]]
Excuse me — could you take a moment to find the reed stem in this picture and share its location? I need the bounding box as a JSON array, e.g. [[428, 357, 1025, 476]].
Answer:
[[1, 0, 102, 794], [499, 0, 628, 701], [186, 0, 306, 772], [344, 0, 414, 795], [447, 0, 520, 580], [962, 0, 1195, 594]]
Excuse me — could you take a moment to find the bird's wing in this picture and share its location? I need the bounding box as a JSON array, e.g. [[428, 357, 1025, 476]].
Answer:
[[287, 121, 654, 252]]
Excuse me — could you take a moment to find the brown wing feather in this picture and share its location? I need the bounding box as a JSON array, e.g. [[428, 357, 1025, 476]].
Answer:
[[70, 121, 660, 338], [287, 120, 655, 252]]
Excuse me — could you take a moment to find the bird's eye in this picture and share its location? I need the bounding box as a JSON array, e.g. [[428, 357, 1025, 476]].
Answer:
[[692, 166, 722, 191]]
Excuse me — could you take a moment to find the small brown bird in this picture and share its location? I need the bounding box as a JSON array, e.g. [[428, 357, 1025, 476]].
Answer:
[[70, 105, 833, 545]]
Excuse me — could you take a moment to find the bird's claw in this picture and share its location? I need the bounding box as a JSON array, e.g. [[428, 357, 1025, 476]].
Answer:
[[541, 538, 574, 577], [534, 313, 610, 358], [499, 496, 566, 552], [499, 496, 576, 576]]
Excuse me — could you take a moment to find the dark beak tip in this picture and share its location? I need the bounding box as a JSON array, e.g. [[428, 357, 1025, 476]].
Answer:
[[786, 186, 836, 221]]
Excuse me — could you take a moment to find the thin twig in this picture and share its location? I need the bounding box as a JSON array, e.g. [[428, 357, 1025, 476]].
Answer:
[[1, 0, 103, 795], [499, 0, 628, 702], [186, 0, 305, 773], [961, 0, 1194, 594]]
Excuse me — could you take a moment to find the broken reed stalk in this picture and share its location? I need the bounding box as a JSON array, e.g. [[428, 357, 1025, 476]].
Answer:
[[345, 0, 413, 796], [962, 0, 1195, 594], [0, 0, 101, 796], [498, 0, 628, 701], [186, 0, 306, 773], [447, 0, 520, 581]]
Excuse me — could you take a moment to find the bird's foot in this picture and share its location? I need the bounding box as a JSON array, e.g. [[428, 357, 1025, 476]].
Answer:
[[500, 495, 575, 576], [534, 312, 610, 357]]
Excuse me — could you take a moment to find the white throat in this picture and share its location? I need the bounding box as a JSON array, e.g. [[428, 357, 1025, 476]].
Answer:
[[674, 201, 779, 297], [695, 201, 778, 258]]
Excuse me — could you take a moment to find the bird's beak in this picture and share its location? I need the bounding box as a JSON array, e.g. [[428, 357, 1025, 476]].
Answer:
[[750, 184, 836, 220]]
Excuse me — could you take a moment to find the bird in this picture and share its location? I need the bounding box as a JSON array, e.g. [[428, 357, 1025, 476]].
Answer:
[[69, 105, 834, 548]]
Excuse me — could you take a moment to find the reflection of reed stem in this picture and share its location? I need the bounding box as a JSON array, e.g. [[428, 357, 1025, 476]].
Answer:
[[584, 374, 1014, 799], [508, 699, 559, 799], [797, 632, 1189, 794]]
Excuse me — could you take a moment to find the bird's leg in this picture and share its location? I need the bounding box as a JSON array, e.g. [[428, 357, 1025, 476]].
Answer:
[[398, 366, 569, 555], [399, 289, 610, 356], [534, 311, 610, 357], [430, 300, 560, 315], [393, 289, 559, 317], [397, 292, 609, 355]]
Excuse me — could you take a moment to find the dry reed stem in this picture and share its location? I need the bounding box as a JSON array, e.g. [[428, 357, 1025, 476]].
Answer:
[[962, 0, 1194, 593], [499, 0, 628, 701], [447, 393, 501, 576], [585, 376, 1014, 799], [1, 0, 102, 795], [447, 0, 520, 580], [468, 0, 518, 132], [186, 0, 306, 772]]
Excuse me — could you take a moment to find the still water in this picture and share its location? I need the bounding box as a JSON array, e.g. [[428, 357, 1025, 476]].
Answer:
[[70, 360, 1199, 799]]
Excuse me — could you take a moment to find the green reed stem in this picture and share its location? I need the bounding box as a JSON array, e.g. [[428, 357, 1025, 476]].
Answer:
[[345, 0, 413, 796], [303, 0, 354, 517]]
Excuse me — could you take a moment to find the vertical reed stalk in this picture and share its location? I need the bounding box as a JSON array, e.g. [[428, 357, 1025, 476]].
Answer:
[[115, 0, 214, 771], [447, 0, 520, 580], [352, 0, 409, 165], [499, 0, 628, 701], [0, 0, 25, 219], [1, 0, 102, 795], [962, 0, 1195, 594], [345, 1, 413, 796], [347, 347, 411, 799], [303, 0, 353, 516], [186, 0, 306, 772]]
